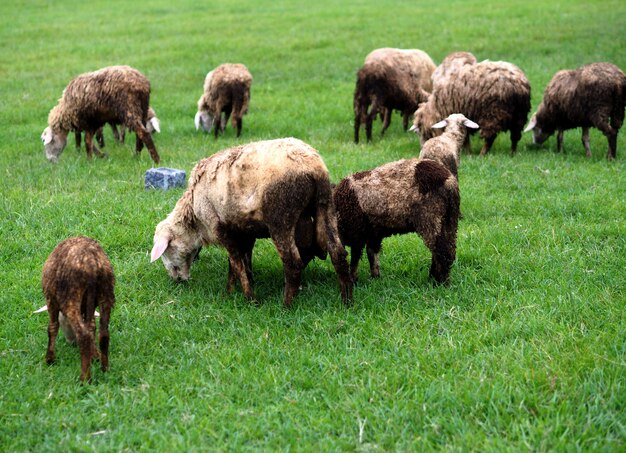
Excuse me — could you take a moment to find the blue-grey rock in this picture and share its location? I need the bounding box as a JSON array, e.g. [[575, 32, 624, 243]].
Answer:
[[145, 167, 186, 190]]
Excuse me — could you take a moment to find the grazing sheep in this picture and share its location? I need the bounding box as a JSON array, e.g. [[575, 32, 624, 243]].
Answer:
[[42, 236, 115, 382], [417, 113, 480, 180], [431, 51, 477, 89], [195, 63, 252, 138], [41, 65, 160, 164], [75, 106, 160, 151], [412, 60, 531, 155], [524, 62, 626, 160], [354, 48, 436, 143], [151, 138, 353, 308], [333, 158, 460, 284]]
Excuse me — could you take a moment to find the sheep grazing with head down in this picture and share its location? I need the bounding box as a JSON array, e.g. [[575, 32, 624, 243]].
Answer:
[[42, 236, 115, 383], [431, 51, 477, 90], [413, 60, 531, 156], [333, 158, 460, 284], [524, 62, 626, 160], [416, 113, 480, 180], [151, 138, 353, 308], [354, 48, 436, 143], [195, 63, 252, 138], [41, 65, 160, 164], [75, 106, 160, 151]]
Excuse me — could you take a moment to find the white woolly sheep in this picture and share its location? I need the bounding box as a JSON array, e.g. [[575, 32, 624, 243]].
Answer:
[[41, 65, 160, 164], [354, 48, 436, 143], [413, 60, 531, 155], [524, 62, 626, 160], [333, 159, 460, 284], [151, 138, 353, 308], [195, 64, 252, 138]]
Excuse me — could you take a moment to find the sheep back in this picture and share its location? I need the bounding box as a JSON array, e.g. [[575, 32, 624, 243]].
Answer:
[[431, 51, 477, 89]]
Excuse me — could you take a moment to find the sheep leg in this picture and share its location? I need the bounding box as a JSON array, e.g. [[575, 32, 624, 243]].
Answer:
[[354, 111, 363, 144], [478, 135, 496, 156], [236, 117, 243, 137], [95, 127, 105, 148], [135, 134, 144, 154], [365, 108, 377, 142], [134, 126, 160, 164], [366, 239, 382, 278], [510, 128, 522, 155], [428, 232, 456, 285], [213, 115, 222, 139], [271, 232, 304, 308], [463, 135, 472, 155], [75, 131, 82, 150], [84, 131, 107, 159], [349, 244, 364, 283], [77, 323, 94, 383], [380, 108, 391, 136], [45, 306, 60, 365], [557, 130, 564, 153], [223, 109, 231, 134], [402, 111, 410, 132], [99, 304, 111, 372]]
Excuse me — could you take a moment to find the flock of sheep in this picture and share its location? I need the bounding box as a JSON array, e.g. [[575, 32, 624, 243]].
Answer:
[[38, 49, 626, 381]]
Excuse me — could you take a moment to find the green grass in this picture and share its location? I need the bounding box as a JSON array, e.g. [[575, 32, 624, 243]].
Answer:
[[1, 0, 625, 450]]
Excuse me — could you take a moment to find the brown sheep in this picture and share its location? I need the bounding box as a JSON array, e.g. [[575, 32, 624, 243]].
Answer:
[[412, 60, 531, 156], [524, 62, 626, 160], [354, 48, 436, 143], [42, 236, 115, 382], [41, 65, 160, 164], [151, 138, 353, 308], [195, 64, 252, 138], [333, 158, 460, 284]]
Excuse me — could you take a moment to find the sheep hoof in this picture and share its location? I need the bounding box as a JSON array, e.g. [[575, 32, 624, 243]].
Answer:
[[45, 353, 55, 365]]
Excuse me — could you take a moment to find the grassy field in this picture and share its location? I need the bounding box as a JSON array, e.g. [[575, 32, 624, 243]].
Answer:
[[1, 0, 625, 450]]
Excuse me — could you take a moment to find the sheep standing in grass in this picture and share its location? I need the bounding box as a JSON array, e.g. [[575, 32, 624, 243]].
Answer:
[[333, 159, 460, 284], [431, 51, 477, 89], [524, 62, 626, 160], [415, 113, 479, 180], [41, 65, 160, 164], [151, 138, 353, 308], [195, 64, 252, 138], [354, 48, 436, 143], [42, 236, 115, 382], [412, 60, 531, 155], [75, 106, 160, 151]]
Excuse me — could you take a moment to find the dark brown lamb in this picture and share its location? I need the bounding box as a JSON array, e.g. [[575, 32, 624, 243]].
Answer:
[[42, 236, 115, 382], [333, 158, 460, 284], [195, 63, 252, 138], [354, 48, 436, 143], [413, 60, 531, 155], [524, 62, 626, 159], [41, 65, 160, 164], [151, 138, 353, 308]]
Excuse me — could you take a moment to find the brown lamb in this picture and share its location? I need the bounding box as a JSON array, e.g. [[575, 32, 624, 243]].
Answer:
[[333, 158, 460, 284], [354, 48, 436, 143], [151, 138, 353, 308], [41, 65, 160, 164], [195, 63, 252, 138], [42, 236, 115, 382], [413, 60, 531, 155], [524, 62, 626, 160]]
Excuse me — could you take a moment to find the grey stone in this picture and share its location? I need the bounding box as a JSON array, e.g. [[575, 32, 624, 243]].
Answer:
[[145, 167, 186, 190]]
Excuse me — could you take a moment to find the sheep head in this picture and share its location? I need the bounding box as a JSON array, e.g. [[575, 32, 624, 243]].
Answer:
[[524, 113, 550, 145], [151, 219, 201, 282], [194, 110, 214, 132], [41, 127, 68, 163]]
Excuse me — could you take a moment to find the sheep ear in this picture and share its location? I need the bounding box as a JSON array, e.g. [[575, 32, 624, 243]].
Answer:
[[464, 119, 479, 129], [150, 117, 161, 133], [151, 235, 170, 262], [524, 115, 537, 133], [194, 112, 202, 130], [33, 305, 48, 314], [408, 124, 418, 133], [431, 120, 448, 129], [41, 128, 53, 145]]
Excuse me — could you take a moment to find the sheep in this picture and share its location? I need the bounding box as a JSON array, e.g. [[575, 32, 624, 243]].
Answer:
[[41, 65, 160, 164], [412, 60, 531, 156], [354, 48, 436, 143], [150, 137, 353, 308], [42, 236, 115, 382], [416, 113, 480, 180], [74, 106, 160, 151], [431, 51, 477, 89], [333, 158, 460, 284], [524, 62, 626, 160], [195, 63, 252, 138]]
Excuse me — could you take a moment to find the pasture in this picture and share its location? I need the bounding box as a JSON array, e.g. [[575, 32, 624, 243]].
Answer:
[[1, 0, 625, 450]]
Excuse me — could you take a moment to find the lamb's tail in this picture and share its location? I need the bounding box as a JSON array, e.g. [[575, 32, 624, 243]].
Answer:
[[314, 175, 353, 306]]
